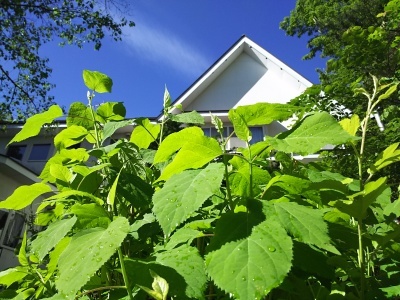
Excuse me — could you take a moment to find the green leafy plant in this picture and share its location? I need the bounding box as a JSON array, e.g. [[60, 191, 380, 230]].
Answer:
[[0, 70, 399, 299]]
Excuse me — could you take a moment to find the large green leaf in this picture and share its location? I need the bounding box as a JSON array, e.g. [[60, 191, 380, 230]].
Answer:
[[170, 111, 205, 125], [71, 203, 110, 228], [229, 165, 271, 197], [156, 245, 207, 299], [228, 109, 251, 142], [339, 114, 360, 137], [39, 148, 89, 182], [206, 219, 292, 299], [8, 105, 63, 145], [54, 125, 88, 150], [369, 142, 400, 174], [153, 163, 224, 236], [30, 216, 77, 261], [264, 202, 337, 253], [125, 245, 206, 300], [154, 127, 204, 164], [334, 177, 389, 219], [158, 136, 222, 181], [130, 118, 161, 149], [66, 102, 94, 130], [56, 217, 129, 296], [233, 103, 299, 126], [46, 190, 104, 205], [264, 112, 358, 155], [83, 70, 112, 93], [0, 267, 28, 287], [101, 120, 133, 144], [0, 183, 52, 210], [228, 103, 299, 142], [96, 102, 126, 122]]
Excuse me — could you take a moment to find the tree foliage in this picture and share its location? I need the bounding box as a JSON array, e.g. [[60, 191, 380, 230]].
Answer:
[[0, 0, 134, 122], [281, 0, 400, 189]]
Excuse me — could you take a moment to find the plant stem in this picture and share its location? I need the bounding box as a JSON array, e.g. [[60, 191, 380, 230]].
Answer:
[[75, 286, 126, 299], [358, 218, 365, 300], [88, 92, 101, 149], [118, 247, 134, 300]]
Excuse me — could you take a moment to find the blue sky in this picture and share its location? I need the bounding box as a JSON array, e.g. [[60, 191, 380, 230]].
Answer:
[[40, 0, 325, 118]]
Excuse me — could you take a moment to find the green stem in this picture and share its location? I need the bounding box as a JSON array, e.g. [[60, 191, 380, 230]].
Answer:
[[223, 153, 234, 210], [247, 141, 254, 199], [75, 286, 126, 299], [358, 219, 365, 300], [88, 92, 101, 149], [118, 247, 134, 300]]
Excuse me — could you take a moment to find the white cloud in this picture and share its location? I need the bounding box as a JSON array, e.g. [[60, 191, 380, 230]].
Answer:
[[122, 22, 210, 77]]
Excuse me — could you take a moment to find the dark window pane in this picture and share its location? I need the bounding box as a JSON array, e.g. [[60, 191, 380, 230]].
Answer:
[[202, 128, 210, 136], [250, 127, 264, 144], [28, 144, 51, 161], [3, 213, 25, 248], [6, 145, 27, 160]]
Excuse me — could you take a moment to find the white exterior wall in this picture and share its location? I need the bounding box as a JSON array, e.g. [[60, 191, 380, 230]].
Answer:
[[185, 52, 309, 112]]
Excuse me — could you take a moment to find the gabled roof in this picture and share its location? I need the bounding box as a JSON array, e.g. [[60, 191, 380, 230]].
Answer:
[[159, 35, 312, 120]]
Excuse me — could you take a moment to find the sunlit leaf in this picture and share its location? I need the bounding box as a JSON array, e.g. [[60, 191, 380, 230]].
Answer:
[[0, 183, 52, 210], [158, 135, 222, 181], [30, 216, 77, 261], [130, 118, 161, 149], [264, 202, 338, 253], [154, 127, 204, 164], [334, 177, 388, 219], [153, 163, 224, 236], [96, 102, 126, 122], [54, 125, 88, 150], [339, 114, 360, 137], [265, 112, 359, 155], [83, 70, 113, 93], [56, 217, 129, 296], [169, 111, 204, 125], [8, 105, 63, 145], [369, 142, 400, 174], [206, 217, 292, 299]]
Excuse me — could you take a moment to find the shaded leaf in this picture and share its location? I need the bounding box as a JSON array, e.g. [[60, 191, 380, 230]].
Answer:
[[156, 245, 207, 299]]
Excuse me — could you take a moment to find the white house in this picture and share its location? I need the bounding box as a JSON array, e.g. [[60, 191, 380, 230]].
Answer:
[[0, 35, 312, 270]]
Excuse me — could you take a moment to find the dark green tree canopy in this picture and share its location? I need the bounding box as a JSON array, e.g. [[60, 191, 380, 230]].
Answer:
[[282, 0, 400, 195], [0, 0, 134, 121]]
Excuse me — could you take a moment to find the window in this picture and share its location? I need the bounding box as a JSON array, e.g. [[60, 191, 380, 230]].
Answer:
[[0, 210, 8, 239], [249, 127, 264, 144], [28, 144, 51, 161], [2, 212, 25, 248], [6, 145, 27, 160]]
